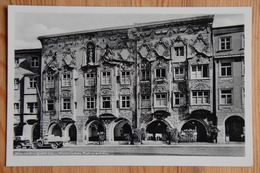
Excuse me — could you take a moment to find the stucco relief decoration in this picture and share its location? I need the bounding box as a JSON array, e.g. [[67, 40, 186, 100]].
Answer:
[[153, 83, 168, 93], [100, 88, 113, 96], [138, 44, 150, 59], [190, 82, 210, 90], [154, 40, 170, 58], [192, 34, 210, 54], [62, 48, 76, 68], [84, 89, 96, 96], [140, 83, 151, 94], [117, 49, 134, 62], [120, 88, 132, 95], [61, 90, 71, 97], [189, 54, 210, 65]]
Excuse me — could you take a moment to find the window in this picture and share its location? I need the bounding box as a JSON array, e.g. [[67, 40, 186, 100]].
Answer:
[[14, 78, 19, 90], [174, 67, 185, 80], [62, 73, 71, 87], [220, 90, 232, 105], [141, 70, 150, 81], [219, 37, 231, 50], [191, 65, 209, 79], [141, 95, 150, 108], [15, 59, 19, 67], [221, 62, 232, 77], [47, 100, 54, 111], [155, 68, 166, 79], [241, 34, 245, 49], [174, 93, 184, 106], [85, 97, 95, 109], [46, 76, 54, 88], [101, 71, 111, 85], [31, 57, 39, 67], [85, 72, 96, 86], [121, 71, 131, 84], [192, 91, 209, 104], [155, 93, 167, 107], [27, 102, 38, 113], [14, 103, 19, 113], [174, 46, 184, 56], [29, 77, 37, 88], [242, 60, 245, 76], [102, 96, 111, 109], [62, 98, 71, 110], [121, 96, 130, 108]]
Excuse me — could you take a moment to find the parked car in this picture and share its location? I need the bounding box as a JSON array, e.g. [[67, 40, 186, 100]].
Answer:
[[32, 135, 69, 149], [13, 136, 31, 149]]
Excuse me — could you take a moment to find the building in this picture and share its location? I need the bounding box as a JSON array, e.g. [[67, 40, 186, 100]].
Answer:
[[13, 16, 245, 145], [213, 25, 245, 143], [37, 15, 218, 144], [14, 49, 41, 142]]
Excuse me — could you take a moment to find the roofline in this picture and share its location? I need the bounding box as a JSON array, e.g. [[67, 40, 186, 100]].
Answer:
[[15, 48, 42, 54], [38, 15, 214, 40], [213, 24, 244, 30]]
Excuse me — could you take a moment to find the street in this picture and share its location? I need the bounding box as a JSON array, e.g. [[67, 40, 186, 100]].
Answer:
[[14, 143, 245, 157]]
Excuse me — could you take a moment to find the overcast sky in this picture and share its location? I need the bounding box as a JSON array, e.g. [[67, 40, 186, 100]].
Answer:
[[15, 13, 244, 49]]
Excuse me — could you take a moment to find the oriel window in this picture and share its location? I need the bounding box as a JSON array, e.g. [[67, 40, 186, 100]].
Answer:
[[155, 93, 167, 107], [62, 73, 71, 87], [141, 70, 150, 81], [85, 72, 96, 86]]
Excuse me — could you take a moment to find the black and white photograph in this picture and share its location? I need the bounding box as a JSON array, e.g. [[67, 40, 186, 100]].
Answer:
[[7, 6, 252, 166]]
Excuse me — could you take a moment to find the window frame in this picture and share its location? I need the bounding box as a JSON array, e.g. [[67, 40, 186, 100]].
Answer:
[[14, 78, 19, 90], [191, 91, 210, 105], [62, 98, 71, 111], [29, 77, 37, 88], [101, 71, 111, 85], [85, 72, 96, 86], [102, 96, 111, 109], [174, 66, 185, 80], [174, 92, 184, 106], [154, 93, 167, 107], [27, 102, 38, 113], [31, 57, 39, 68], [155, 68, 167, 79], [220, 62, 232, 77], [174, 46, 185, 57], [46, 75, 54, 88], [62, 72, 71, 87], [141, 69, 150, 81], [121, 71, 131, 85], [121, 95, 131, 109], [85, 96, 96, 109], [47, 99, 55, 111], [14, 103, 19, 113], [191, 64, 209, 79], [219, 36, 232, 51], [220, 89, 233, 105], [140, 95, 151, 108]]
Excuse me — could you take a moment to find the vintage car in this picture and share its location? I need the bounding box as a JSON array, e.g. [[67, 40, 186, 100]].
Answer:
[[13, 136, 32, 149]]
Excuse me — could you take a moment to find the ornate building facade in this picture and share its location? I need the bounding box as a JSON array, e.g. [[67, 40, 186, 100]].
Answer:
[[36, 15, 217, 144], [14, 16, 245, 144]]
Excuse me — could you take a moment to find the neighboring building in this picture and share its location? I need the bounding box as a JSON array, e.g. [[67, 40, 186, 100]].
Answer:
[[38, 15, 216, 144], [14, 49, 41, 142], [213, 25, 245, 143]]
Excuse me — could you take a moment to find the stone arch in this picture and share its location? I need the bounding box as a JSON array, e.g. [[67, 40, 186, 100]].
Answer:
[[48, 123, 62, 137], [84, 120, 106, 142], [145, 119, 172, 141], [181, 119, 209, 142], [111, 118, 132, 141], [64, 123, 77, 144], [225, 115, 245, 142]]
